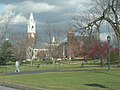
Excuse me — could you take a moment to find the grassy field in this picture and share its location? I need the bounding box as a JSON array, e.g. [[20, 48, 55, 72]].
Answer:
[[0, 70, 120, 90], [0, 60, 120, 90], [0, 60, 118, 73]]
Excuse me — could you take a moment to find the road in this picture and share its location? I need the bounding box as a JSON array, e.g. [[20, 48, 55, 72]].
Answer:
[[0, 86, 17, 90]]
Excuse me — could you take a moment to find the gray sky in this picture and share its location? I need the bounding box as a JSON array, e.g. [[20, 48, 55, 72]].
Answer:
[[0, 0, 90, 34]]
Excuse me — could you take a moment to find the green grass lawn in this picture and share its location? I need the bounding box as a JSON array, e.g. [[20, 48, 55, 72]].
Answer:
[[0, 70, 120, 90], [0, 60, 120, 90]]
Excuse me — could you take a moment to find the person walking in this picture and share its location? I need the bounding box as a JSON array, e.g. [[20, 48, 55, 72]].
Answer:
[[15, 60, 20, 72]]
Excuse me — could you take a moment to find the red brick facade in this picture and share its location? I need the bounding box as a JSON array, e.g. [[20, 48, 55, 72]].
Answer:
[[67, 26, 84, 59], [28, 33, 36, 47]]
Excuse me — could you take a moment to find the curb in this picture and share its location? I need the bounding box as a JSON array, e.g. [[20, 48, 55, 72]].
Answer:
[[0, 82, 47, 90]]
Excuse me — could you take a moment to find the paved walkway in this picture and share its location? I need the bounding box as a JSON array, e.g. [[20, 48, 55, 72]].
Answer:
[[0, 86, 17, 90], [4, 70, 61, 76], [3, 69, 99, 76]]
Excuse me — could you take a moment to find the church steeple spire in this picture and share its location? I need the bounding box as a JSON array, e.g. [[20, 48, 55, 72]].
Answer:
[[52, 36, 56, 43], [28, 12, 36, 33], [30, 12, 34, 20]]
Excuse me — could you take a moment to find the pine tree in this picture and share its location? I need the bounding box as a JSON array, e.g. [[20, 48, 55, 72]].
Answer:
[[0, 40, 14, 65], [110, 50, 119, 64]]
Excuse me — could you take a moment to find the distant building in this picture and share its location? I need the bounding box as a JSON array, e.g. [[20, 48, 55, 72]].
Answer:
[[67, 26, 84, 59], [26, 13, 88, 60], [51, 36, 59, 46], [26, 13, 60, 60], [52, 26, 84, 60], [36, 49, 48, 59]]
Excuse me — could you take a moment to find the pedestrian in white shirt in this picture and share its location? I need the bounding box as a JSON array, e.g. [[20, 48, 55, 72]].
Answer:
[[15, 61, 20, 72]]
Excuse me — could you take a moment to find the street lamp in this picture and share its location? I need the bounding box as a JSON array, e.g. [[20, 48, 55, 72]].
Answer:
[[100, 43, 103, 66], [107, 35, 111, 71]]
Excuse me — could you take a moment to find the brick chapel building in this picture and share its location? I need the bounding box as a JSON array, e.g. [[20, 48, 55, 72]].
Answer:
[[52, 26, 84, 60]]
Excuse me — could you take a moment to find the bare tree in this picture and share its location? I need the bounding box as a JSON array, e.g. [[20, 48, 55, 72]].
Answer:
[[11, 32, 28, 62], [0, 10, 13, 42], [73, 0, 120, 65], [73, 0, 119, 37], [43, 21, 65, 59]]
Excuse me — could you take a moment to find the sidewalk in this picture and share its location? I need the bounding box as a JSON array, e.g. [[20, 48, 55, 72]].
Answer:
[[0, 86, 17, 90], [3, 69, 99, 76], [4, 70, 60, 76]]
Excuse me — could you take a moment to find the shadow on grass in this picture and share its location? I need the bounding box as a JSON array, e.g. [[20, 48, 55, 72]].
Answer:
[[85, 83, 108, 89]]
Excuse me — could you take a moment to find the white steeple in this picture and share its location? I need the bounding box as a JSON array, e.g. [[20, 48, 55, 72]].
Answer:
[[52, 36, 56, 43], [52, 36, 59, 46], [30, 12, 34, 20], [28, 12, 36, 34]]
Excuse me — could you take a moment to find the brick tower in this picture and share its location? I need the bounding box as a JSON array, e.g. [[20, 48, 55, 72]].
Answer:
[[67, 26, 75, 60]]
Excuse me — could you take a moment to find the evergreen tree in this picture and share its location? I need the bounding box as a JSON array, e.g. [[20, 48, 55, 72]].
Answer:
[[0, 39, 14, 65], [110, 50, 119, 64]]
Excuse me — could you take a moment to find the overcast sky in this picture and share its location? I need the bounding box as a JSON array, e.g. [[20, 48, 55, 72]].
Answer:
[[0, 0, 89, 30], [0, 0, 111, 42]]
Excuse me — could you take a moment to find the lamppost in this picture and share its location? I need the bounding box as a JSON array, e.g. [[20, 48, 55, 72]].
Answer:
[[100, 43, 103, 66], [107, 35, 111, 71]]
